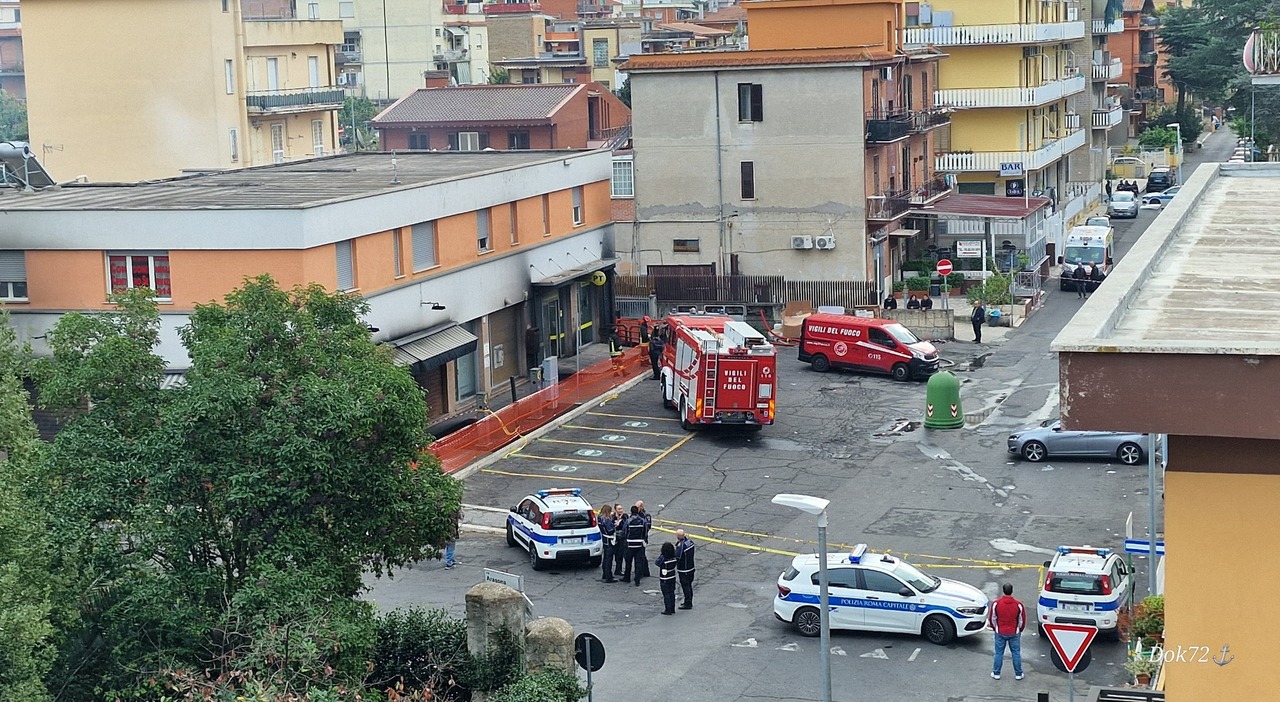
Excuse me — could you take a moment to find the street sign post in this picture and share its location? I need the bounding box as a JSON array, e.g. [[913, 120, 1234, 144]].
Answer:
[[936, 259, 953, 276], [1044, 623, 1099, 702], [1124, 539, 1166, 556], [936, 259, 953, 309], [574, 632, 606, 702], [956, 241, 983, 258]]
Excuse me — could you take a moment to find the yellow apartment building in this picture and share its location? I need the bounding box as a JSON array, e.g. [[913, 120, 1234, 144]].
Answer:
[[23, 0, 344, 182], [0, 150, 617, 422]]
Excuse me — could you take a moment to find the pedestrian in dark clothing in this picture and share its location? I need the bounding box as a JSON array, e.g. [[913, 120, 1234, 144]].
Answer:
[[1073, 263, 1087, 299], [906, 295, 921, 310], [525, 325, 541, 372], [971, 300, 985, 344], [612, 504, 626, 577], [1104, 180, 1112, 202], [920, 294, 933, 310], [598, 504, 618, 583], [674, 529, 696, 609], [1090, 262, 1105, 294], [635, 500, 653, 579], [655, 542, 678, 615], [883, 294, 898, 310], [988, 583, 1027, 680], [1081, 262, 1095, 299], [648, 333, 665, 380], [640, 315, 651, 343], [623, 505, 647, 586]]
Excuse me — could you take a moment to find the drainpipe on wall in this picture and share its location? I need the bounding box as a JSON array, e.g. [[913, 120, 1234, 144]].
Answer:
[[714, 71, 727, 274]]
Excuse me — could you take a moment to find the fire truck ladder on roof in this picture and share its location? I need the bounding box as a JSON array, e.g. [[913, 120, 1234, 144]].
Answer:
[[702, 342, 718, 411]]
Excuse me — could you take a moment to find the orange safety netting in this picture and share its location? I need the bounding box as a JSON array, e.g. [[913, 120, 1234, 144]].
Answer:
[[429, 346, 651, 474]]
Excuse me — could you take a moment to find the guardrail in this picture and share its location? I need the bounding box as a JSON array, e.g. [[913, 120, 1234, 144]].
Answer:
[[246, 87, 345, 112], [936, 74, 1085, 109]]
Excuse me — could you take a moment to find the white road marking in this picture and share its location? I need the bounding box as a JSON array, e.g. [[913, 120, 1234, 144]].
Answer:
[[908, 647, 921, 662], [831, 646, 847, 656], [732, 638, 758, 648], [989, 538, 1056, 556], [860, 648, 889, 659]]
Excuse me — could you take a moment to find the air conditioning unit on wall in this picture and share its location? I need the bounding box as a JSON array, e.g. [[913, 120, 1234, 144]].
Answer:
[[815, 236, 836, 250], [791, 235, 814, 250]]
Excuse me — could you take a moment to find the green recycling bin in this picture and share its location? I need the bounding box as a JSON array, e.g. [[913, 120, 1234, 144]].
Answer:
[[924, 370, 964, 429]]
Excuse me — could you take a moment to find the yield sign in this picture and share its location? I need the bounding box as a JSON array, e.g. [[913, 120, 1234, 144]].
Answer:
[[1043, 623, 1098, 673]]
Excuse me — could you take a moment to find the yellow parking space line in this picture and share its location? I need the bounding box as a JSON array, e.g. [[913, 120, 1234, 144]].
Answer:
[[650, 525, 798, 557], [480, 468, 625, 485], [561, 424, 686, 438], [537, 438, 666, 453], [586, 411, 682, 423], [508, 452, 645, 469], [619, 432, 696, 484]]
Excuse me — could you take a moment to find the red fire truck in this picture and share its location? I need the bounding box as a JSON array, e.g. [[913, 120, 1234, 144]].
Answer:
[[658, 314, 777, 431]]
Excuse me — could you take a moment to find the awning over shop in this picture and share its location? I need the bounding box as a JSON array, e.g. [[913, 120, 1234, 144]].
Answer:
[[391, 324, 478, 369], [889, 228, 921, 238], [531, 258, 618, 287]]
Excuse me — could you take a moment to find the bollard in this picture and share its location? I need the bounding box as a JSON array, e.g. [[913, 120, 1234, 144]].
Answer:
[[923, 370, 964, 429]]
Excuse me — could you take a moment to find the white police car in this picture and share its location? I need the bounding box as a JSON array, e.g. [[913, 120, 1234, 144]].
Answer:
[[505, 488, 602, 571], [774, 544, 988, 645], [1037, 546, 1132, 638]]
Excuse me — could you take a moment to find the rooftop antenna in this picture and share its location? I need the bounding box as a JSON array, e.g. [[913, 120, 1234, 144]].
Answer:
[[390, 150, 401, 185]]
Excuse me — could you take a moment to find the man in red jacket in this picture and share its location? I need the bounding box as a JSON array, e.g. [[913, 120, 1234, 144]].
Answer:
[[988, 582, 1026, 680]]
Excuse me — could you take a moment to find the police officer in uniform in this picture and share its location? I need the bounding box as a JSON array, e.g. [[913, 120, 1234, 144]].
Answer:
[[612, 504, 627, 578], [674, 529, 696, 609], [635, 500, 653, 579], [598, 504, 617, 583], [655, 542, 678, 615], [623, 505, 648, 586]]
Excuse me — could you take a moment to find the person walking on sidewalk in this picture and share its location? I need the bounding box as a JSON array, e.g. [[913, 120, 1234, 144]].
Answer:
[[598, 503, 618, 583], [988, 583, 1027, 680], [648, 331, 665, 380], [970, 300, 986, 344], [674, 529, 696, 609], [655, 542, 678, 615]]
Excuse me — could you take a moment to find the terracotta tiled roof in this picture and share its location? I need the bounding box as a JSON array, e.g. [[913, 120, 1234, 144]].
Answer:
[[622, 46, 894, 71], [373, 84, 583, 125], [1123, 0, 1146, 13], [701, 4, 746, 22], [655, 21, 733, 35], [922, 193, 1051, 219]]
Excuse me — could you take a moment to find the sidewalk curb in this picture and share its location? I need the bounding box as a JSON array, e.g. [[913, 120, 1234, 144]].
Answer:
[[451, 371, 651, 481]]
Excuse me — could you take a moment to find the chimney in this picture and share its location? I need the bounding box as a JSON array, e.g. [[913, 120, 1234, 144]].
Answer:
[[424, 70, 452, 88]]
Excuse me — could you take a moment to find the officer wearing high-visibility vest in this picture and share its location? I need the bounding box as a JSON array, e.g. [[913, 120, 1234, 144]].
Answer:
[[623, 505, 648, 586], [655, 542, 678, 615], [598, 504, 618, 583], [674, 529, 696, 610]]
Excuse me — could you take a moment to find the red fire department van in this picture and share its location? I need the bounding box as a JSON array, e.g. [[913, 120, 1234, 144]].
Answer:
[[798, 313, 940, 381], [657, 314, 776, 431]]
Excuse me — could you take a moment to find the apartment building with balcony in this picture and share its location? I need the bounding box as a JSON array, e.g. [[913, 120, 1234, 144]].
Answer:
[[621, 0, 950, 289], [583, 21, 641, 89], [1115, 0, 1159, 123], [1, 150, 617, 423], [336, 0, 477, 99], [23, 0, 342, 182], [0, 0, 23, 100], [488, 12, 593, 84]]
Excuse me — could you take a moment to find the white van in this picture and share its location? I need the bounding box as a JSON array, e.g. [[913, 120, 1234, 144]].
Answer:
[[1058, 225, 1113, 291]]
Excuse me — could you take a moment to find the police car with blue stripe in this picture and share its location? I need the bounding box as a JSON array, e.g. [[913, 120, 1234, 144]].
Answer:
[[506, 488, 602, 571], [774, 544, 988, 645], [1036, 546, 1131, 639]]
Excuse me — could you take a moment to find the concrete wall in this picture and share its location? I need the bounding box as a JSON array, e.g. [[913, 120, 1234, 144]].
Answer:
[[881, 309, 954, 340], [487, 15, 541, 63], [629, 64, 866, 279], [745, 0, 898, 52]]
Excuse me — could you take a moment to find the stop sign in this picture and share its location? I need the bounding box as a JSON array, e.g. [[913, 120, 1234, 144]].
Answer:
[[936, 259, 953, 276]]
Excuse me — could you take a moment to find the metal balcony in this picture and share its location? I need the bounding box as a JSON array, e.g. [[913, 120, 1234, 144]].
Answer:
[[1092, 105, 1124, 129], [866, 113, 912, 143], [911, 108, 950, 132], [935, 127, 1087, 173], [1092, 18, 1123, 34], [866, 190, 912, 221], [1092, 58, 1122, 81], [1138, 51, 1156, 66], [904, 21, 1085, 46], [909, 175, 951, 205], [343, 50, 362, 63], [434, 48, 469, 62], [246, 87, 346, 114], [1246, 28, 1280, 84], [935, 73, 1085, 109]]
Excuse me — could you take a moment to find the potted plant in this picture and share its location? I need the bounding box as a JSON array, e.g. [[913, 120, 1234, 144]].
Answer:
[[892, 281, 906, 298], [1124, 649, 1160, 685], [906, 275, 931, 297], [1131, 595, 1164, 644], [944, 272, 965, 294]]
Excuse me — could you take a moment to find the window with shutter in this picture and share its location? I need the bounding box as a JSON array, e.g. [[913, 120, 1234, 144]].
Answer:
[[0, 250, 26, 300], [412, 221, 437, 271], [737, 83, 763, 122], [740, 161, 756, 200], [477, 209, 491, 251], [107, 253, 171, 299], [336, 240, 355, 290], [572, 186, 583, 225]]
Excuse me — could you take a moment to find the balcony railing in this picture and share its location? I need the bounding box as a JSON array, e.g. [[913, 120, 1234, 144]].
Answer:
[[935, 73, 1085, 109], [866, 113, 912, 143], [904, 21, 1085, 46], [909, 175, 952, 205], [1139, 15, 1159, 29], [867, 190, 912, 221], [935, 127, 1086, 173], [343, 50, 362, 63], [246, 87, 346, 113], [1092, 57, 1122, 81], [1138, 51, 1156, 65], [1091, 105, 1124, 129], [1065, 112, 1081, 130], [1092, 18, 1124, 34], [911, 108, 951, 132], [434, 48, 469, 61], [1245, 28, 1280, 81]]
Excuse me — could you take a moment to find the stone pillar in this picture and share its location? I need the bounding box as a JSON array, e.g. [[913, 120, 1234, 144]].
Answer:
[[525, 617, 575, 675], [464, 582, 527, 658]]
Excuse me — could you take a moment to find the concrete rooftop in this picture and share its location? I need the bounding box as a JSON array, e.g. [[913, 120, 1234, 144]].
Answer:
[[1053, 162, 1280, 356]]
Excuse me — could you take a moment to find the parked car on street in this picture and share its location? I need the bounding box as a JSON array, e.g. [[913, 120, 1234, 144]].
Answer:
[[1085, 216, 1111, 228], [1108, 191, 1138, 218], [507, 488, 602, 570], [1007, 419, 1147, 465], [1144, 167, 1175, 193], [1143, 186, 1181, 206]]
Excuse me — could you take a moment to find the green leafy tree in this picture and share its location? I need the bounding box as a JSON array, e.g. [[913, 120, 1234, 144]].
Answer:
[[616, 77, 631, 108], [339, 96, 379, 150], [38, 277, 462, 697], [1138, 125, 1178, 148], [487, 67, 510, 84], [1145, 105, 1203, 144], [0, 90, 26, 142]]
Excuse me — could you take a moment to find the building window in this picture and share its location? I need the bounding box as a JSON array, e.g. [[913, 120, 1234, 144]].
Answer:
[[571, 186, 583, 225], [229, 128, 239, 162], [224, 59, 235, 94], [740, 161, 755, 200], [222, 0, 229, 11], [737, 82, 763, 122], [267, 57, 279, 91], [611, 157, 634, 198], [508, 131, 530, 149], [108, 253, 171, 299], [312, 119, 325, 156], [449, 131, 487, 151], [392, 229, 404, 277], [336, 240, 356, 291], [672, 239, 699, 253], [270, 124, 285, 163], [0, 251, 26, 300], [339, 1, 354, 18], [509, 203, 519, 245], [412, 221, 437, 271], [308, 56, 320, 88], [341, 36, 359, 54], [408, 132, 429, 150], [308, 1, 319, 19], [541, 194, 551, 235], [477, 209, 492, 252], [593, 38, 610, 68]]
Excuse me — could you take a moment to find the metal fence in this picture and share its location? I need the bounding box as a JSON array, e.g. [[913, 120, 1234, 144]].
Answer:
[[616, 274, 878, 310]]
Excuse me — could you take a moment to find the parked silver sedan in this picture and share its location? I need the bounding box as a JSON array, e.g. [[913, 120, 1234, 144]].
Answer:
[[1007, 419, 1147, 465]]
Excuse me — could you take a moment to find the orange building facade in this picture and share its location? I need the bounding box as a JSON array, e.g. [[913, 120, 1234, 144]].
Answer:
[[2, 150, 617, 423]]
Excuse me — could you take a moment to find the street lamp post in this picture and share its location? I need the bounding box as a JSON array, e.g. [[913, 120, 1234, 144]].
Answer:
[[772, 494, 832, 702], [1167, 122, 1183, 185]]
